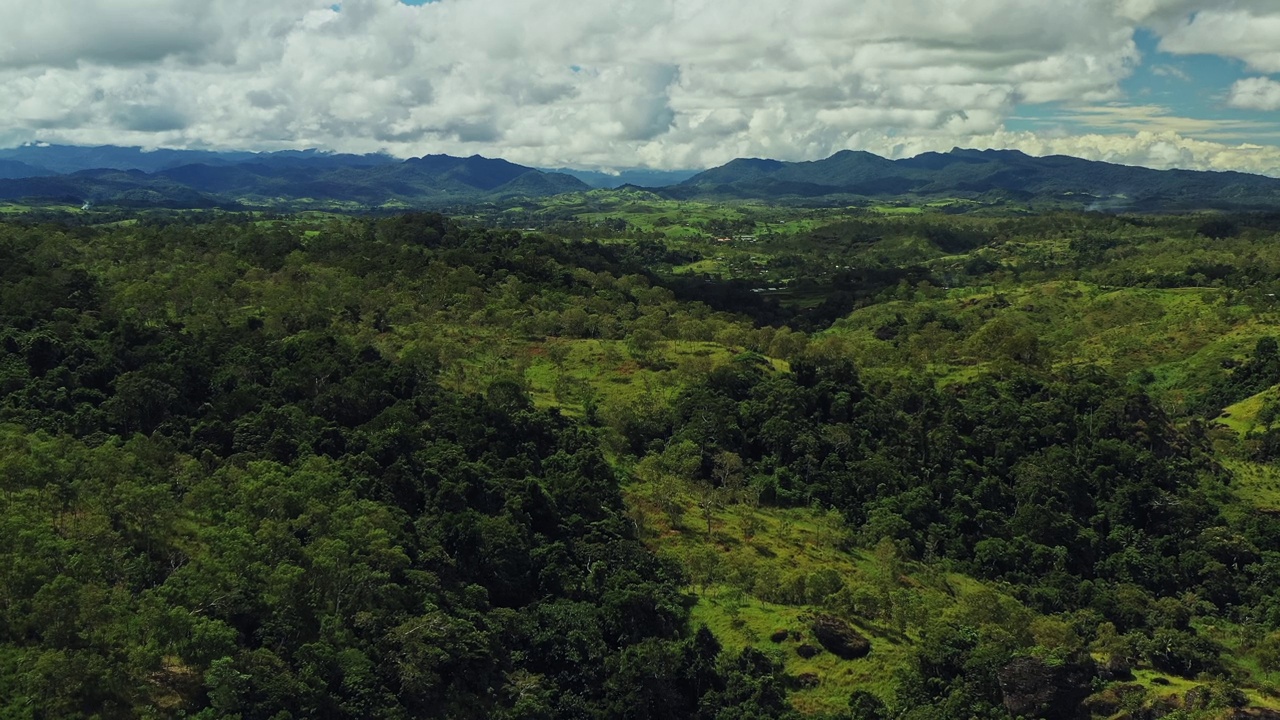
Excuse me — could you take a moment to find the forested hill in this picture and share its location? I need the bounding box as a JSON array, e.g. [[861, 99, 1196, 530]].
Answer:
[[669, 148, 1280, 210]]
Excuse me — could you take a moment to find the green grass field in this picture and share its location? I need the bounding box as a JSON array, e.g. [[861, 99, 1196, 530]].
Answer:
[[1223, 459, 1280, 512], [623, 479, 1059, 714]]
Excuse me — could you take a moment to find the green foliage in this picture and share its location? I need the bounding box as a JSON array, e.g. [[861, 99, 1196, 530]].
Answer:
[[0, 214, 799, 718], [7, 205, 1280, 718]]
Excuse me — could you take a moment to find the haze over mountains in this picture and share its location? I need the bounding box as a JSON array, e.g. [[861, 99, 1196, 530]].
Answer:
[[0, 146, 589, 208], [2, 144, 1280, 212]]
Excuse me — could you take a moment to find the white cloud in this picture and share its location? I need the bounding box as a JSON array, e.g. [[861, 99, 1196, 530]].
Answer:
[[0, 1, 323, 69], [0, 0, 1274, 175], [1151, 64, 1191, 82], [869, 129, 1280, 177], [1157, 5, 1280, 73], [1229, 77, 1280, 112]]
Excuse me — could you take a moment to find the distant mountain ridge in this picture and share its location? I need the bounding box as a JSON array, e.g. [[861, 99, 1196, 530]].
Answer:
[[0, 146, 588, 207], [0, 144, 395, 175], [1, 144, 1280, 211], [542, 167, 699, 189], [0, 159, 53, 180], [670, 147, 1280, 210]]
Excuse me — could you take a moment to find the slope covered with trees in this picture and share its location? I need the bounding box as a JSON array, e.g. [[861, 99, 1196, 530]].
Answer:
[[0, 214, 798, 718], [4, 206, 1280, 719]]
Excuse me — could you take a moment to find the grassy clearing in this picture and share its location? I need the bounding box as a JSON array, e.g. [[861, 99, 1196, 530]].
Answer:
[[1217, 385, 1280, 436], [1128, 668, 1205, 704], [690, 589, 913, 714], [521, 338, 787, 417], [871, 204, 925, 215], [624, 480, 1041, 715], [629, 490, 913, 714], [1223, 459, 1280, 512], [671, 258, 728, 276], [0, 202, 84, 214], [524, 339, 689, 412]]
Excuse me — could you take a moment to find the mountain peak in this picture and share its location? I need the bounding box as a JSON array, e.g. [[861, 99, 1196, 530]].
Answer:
[[830, 149, 880, 159], [948, 147, 1031, 160]]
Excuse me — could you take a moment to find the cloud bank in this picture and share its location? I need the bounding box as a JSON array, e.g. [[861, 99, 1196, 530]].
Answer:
[[0, 0, 1278, 174]]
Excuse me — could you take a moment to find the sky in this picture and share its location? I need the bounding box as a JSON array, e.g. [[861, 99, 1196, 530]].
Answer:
[[3, 0, 1280, 174]]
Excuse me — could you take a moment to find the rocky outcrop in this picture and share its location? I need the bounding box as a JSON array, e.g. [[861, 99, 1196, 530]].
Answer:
[[998, 655, 1096, 720], [1223, 702, 1280, 712], [809, 614, 871, 660]]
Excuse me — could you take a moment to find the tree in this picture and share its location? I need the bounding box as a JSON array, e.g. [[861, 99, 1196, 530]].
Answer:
[[1196, 217, 1239, 240], [696, 481, 723, 538], [487, 377, 531, 414], [712, 451, 745, 501], [848, 689, 887, 720], [871, 537, 903, 617], [686, 547, 721, 594], [626, 329, 662, 365], [1256, 631, 1280, 680]]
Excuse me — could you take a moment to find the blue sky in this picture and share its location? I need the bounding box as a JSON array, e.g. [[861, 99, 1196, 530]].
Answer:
[[3, 1, 1280, 174], [1008, 29, 1280, 145]]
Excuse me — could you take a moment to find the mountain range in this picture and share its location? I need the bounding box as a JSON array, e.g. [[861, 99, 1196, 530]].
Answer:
[[0, 146, 589, 208], [1, 144, 1279, 211], [668, 148, 1280, 211]]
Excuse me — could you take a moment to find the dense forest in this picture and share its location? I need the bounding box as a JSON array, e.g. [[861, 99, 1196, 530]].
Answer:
[[4, 206, 1280, 719]]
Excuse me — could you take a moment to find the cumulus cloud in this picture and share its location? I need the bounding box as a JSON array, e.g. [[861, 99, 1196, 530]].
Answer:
[[1156, 4, 1280, 73], [1229, 77, 1280, 112], [0, 1, 322, 69], [869, 129, 1280, 177], [0, 0, 1275, 174]]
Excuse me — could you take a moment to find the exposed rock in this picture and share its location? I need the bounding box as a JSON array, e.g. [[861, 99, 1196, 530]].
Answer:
[[1225, 710, 1280, 719], [796, 644, 820, 659], [1151, 695, 1184, 717], [769, 629, 789, 643], [998, 654, 1096, 720], [809, 614, 870, 660]]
